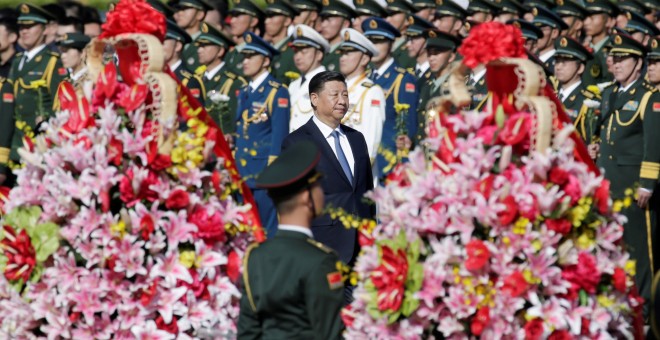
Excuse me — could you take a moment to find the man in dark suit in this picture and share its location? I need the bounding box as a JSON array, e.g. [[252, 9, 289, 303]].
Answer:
[[281, 71, 375, 270]]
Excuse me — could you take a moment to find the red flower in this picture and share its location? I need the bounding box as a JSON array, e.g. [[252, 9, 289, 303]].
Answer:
[[549, 167, 569, 186], [386, 164, 411, 187], [370, 245, 408, 312], [524, 318, 544, 340], [499, 113, 531, 147], [178, 269, 211, 302], [1, 226, 36, 282], [188, 206, 226, 245], [118, 167, 160, 207], [613, 267, 627, 293], [545, 218, 572, 235], [548, 330, 572, 340], [100, 0, 166, 41], [341, 304, 355, 328], [562, 252, 601, 294], [155, 315, 179, 335], [458, 22, 526, 68], [580, 317, 590, 336], [140, 280, 159, 307], [476, 125, 498, 145], [0, 186, 10, 214], [498, 195, 518, 225], [165, 189, 190, 210], [594, 180, 610, 214], [475, 175, 495, 199], [140, 215, 155, 241], [501, 271, 529, 297], [470, 307, 490, 336], [211, 170, 222, 193], [108, 138, 123, 166], [358, 223, 374, 247], [563, 175, 582, 205], [465, 240, 490, 271], [226, 250, 240, 282]]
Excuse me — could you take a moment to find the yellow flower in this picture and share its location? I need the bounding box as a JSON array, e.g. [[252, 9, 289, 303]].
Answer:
[[587, 85, 601, 96], [576, 232, 595, 249], [180, 251, 196, 268], [522, 269, 540, 284], [394, 103, 411, 114], [111, 220, 127, 238], [624, 188, 634, 197], [171, 147, 186, 164], [284, 71, 301, 80], [623, 196, 632, 208], [612, 200, 623, 213], [625, 260, 636, 276], [513, 217, 529, 235], [30, 80, 47, 88], [597, 295, 614, 308], [531, 240, 542, 252], [194, 65, 207, 75]]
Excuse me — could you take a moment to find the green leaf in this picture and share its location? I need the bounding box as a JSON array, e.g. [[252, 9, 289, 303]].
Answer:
[[30, 264, 43, 283], [401, 291, 420, 317], [10, 278, 24, 293], [387, 309, 401, 324], [3, 206, 42, 233], [0, 253, 7, 272], [495, 105, 506, 128], [407, 262, 424, 293], [579, 289, 588, 306], [26, 221, 60, 263]]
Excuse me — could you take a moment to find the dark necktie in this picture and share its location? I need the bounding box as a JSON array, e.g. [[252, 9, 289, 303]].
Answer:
[[370, 71, 379, 81], [301, 75, 306, 85], [331, 130, 353, 185]]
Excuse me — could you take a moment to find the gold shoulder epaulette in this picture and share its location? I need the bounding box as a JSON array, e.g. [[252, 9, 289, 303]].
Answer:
[[268, 80, 280, 88], [395, 66, 407, 74], [180, 69, 193, 78], [307, 239, 335, 254], [48, 51, 60, 57], [15, 52, 24, 57], [225, 71, 236, 79], [361, 81, 373, 88], [643, 82, 658, 92], [581, 89, 594, 99]]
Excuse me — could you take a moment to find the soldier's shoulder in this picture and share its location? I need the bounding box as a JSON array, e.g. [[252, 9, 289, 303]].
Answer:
[[46, 50, 60, 58], [395, 66, 414, 76], [179, 69, 194, 78], [306, 239, 338, 255], [268, 79, 282, 89], [223, 70, 238, 79], [642, 81, 658, 93]]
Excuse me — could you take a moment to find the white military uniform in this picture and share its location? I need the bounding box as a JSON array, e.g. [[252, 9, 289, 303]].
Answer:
[[342, 73, 386, 160], [289, 65, 326, 132]]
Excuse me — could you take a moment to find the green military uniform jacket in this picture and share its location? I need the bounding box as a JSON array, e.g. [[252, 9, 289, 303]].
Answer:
[[182, 31, 203, 71], [469, 74, 488, 111], [322, 43, 342, 73], [224, 44, 245, 77], [270, 36, 299, 86], [202, 66, 247, 135], [391, 37, 415, 70], [560, 82, 601, 143], [0, 78, 14, 176], [583, 36, 613, 85], [415, 69, 455, 143], [8, 47, 66, 164], [172, 61, 206, 106], [237, 230, 345, 339]]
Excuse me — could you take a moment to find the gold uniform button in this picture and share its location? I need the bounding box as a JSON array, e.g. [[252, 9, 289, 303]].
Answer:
[[610, 142, 614, 145], [20, 89, 25, 94], [609, 155, 613, 160], [613, 127, 617, 131]]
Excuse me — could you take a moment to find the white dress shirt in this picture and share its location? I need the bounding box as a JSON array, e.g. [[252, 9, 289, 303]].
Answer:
[[248, 70, 269, 92], [618, 80, 637, 93], [278, 224, 314, 238], [559, 81, 581, 102], [415, 61, 430, 76], [19, 44, 47, 70], [313, 115, 355, 175], [169, 59, 182, 72], [373, 58, 395, 80], [289, 65, 326, 132], [205, 62, 226, 80]]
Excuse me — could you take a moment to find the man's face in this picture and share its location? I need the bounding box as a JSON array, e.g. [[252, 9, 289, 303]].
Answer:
[[56, 24, 76, 40], [265, 14, 289, 38], [0, 25, 17, 53], [406, 36, 426, 58], [561, 16, 583, 38], [524, 38, 538, 53], [433, 15, 455, 33], [163, 39, 178, 63], [339, 50, 365, 75], [495, 13, 516, 23], [174, 7, 201, 30], [370, 40, 391, 64], [612, 55, 639, 82], [293, 46, 322, 74], [631, 31, 646, 45], [648, 59, 660, 84], [386, 12, 407, 30], [415, 8, 434, 21], [197, 44, 221, 65], [584, 13, 608, 37], [84, 23, 101, 38], [320, 16, 345, 41], [554, 57, 582, 83], [615, 13, 628, 29], [19, 23, 46, 50], [427, 48, 453, 72], [294, 10, 318, 26], [537, 26, 554, 50], [230, 14, 254, 37], [352, 15, 369, 32], [311, 80, 349, 125], [242, 53, 268, 78], [59, 47, 83, 69], [467, 12, 490, 24]]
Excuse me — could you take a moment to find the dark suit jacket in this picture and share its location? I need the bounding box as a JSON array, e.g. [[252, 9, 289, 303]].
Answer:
[[282, 118, 375, 264]]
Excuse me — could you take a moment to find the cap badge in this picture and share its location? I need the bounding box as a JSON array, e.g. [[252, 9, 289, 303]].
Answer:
[[246, 34, 252, 43], [436, 0, 443, 4], [322, 0, 329, 6], [356, 0, 364, 4], [557, 0, 564, 5], [20, 4, 29, 13], [513, 21, 521, 28], [296, 27, 303, 36], [201, 23, 208, 33], [653, 39, 658, 49], [344, 30, 350, 40], [428, 30, 437, 38], [532, 7, 538, 15], [560, 37, 568, 47], [369, 20, 378, 29], [626, 12, 632, 19], [614, 35, 622, 45], [408, 16, 414, 24]]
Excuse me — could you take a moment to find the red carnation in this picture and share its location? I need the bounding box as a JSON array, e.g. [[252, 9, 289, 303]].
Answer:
[[139, 215, 155, 241], [563, 175, 582, 205], [155, 315, 179, 335], [612, 267, 627, 293], [165, 189, 190, 210], [562, 252, 601, 294], [549, 167, 569, 186], [499, 112, 531, 147], [594, 180, 610, 214], [548, 330, 572, 340], [498, 195, 518, 225], [118, 167, 160, 207], [524, 318, 544, 340], [100, 0, 166, 41], [459, 22, 526, 68], [1, 226, 36, 282], [188, 206, 226, 245], [501, 271, 529, 297], [470, 307, 490, 336], [465, 240, 490, 271], [370, 245, 408, 312], [545, 218, 572, 235]]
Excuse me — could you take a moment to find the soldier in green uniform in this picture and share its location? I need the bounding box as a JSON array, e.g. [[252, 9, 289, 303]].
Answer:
[[555, 0, 588, 41], [164, 20, 206, 106], [554, 36, 601, 142], [0, 76, 14, 186], [405, 15, 434, 82], [582, 0, 619, 86], [9, 4, 67, 171], [173, 0, 212, 71], [353, 0, 388, 33], [225, 0, 264, 76], [319, 0, 356, 73], [593, 32, 660, 316], [416, 29, 461, 143], [147, 0, 175, 19], [292, 0, 322, 30], [466, 0, 498, 27], [622, 10, 660, 46], [647, 37, 660, 89], [532, 6, 569, 74], [493, 0, 525, 23], [433, 0, 469, 37], [195, 22, 247, 136], [263, 0, 300, 86], [237, 141, 344, 339], [385, 0, 417, 70], [412, 0, 437, 22]]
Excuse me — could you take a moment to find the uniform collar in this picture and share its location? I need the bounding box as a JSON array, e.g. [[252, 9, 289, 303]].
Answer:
[[374, 57, 395, 78], [25, 44, 47, 61], [170, 59, 182, 73], [618, 79, 637, 93], [471, 68, 486, 83], [205, 62, 225, 80], [70, 67, 87, 82], [303, 65, 326, 85], [249, 70, 270, 92], [277, 224, 314, 238], [560, 80, 581, 100], [416, 61, 429, 75], [538, 49, 555, 63]]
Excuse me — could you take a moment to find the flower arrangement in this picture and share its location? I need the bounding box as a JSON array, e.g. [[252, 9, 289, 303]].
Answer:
[[0, 1, 260, 337], [342, 107, 643, 338]]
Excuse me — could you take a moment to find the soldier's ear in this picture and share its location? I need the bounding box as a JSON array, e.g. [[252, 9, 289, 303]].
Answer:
[[578, 63, 585, 76]]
